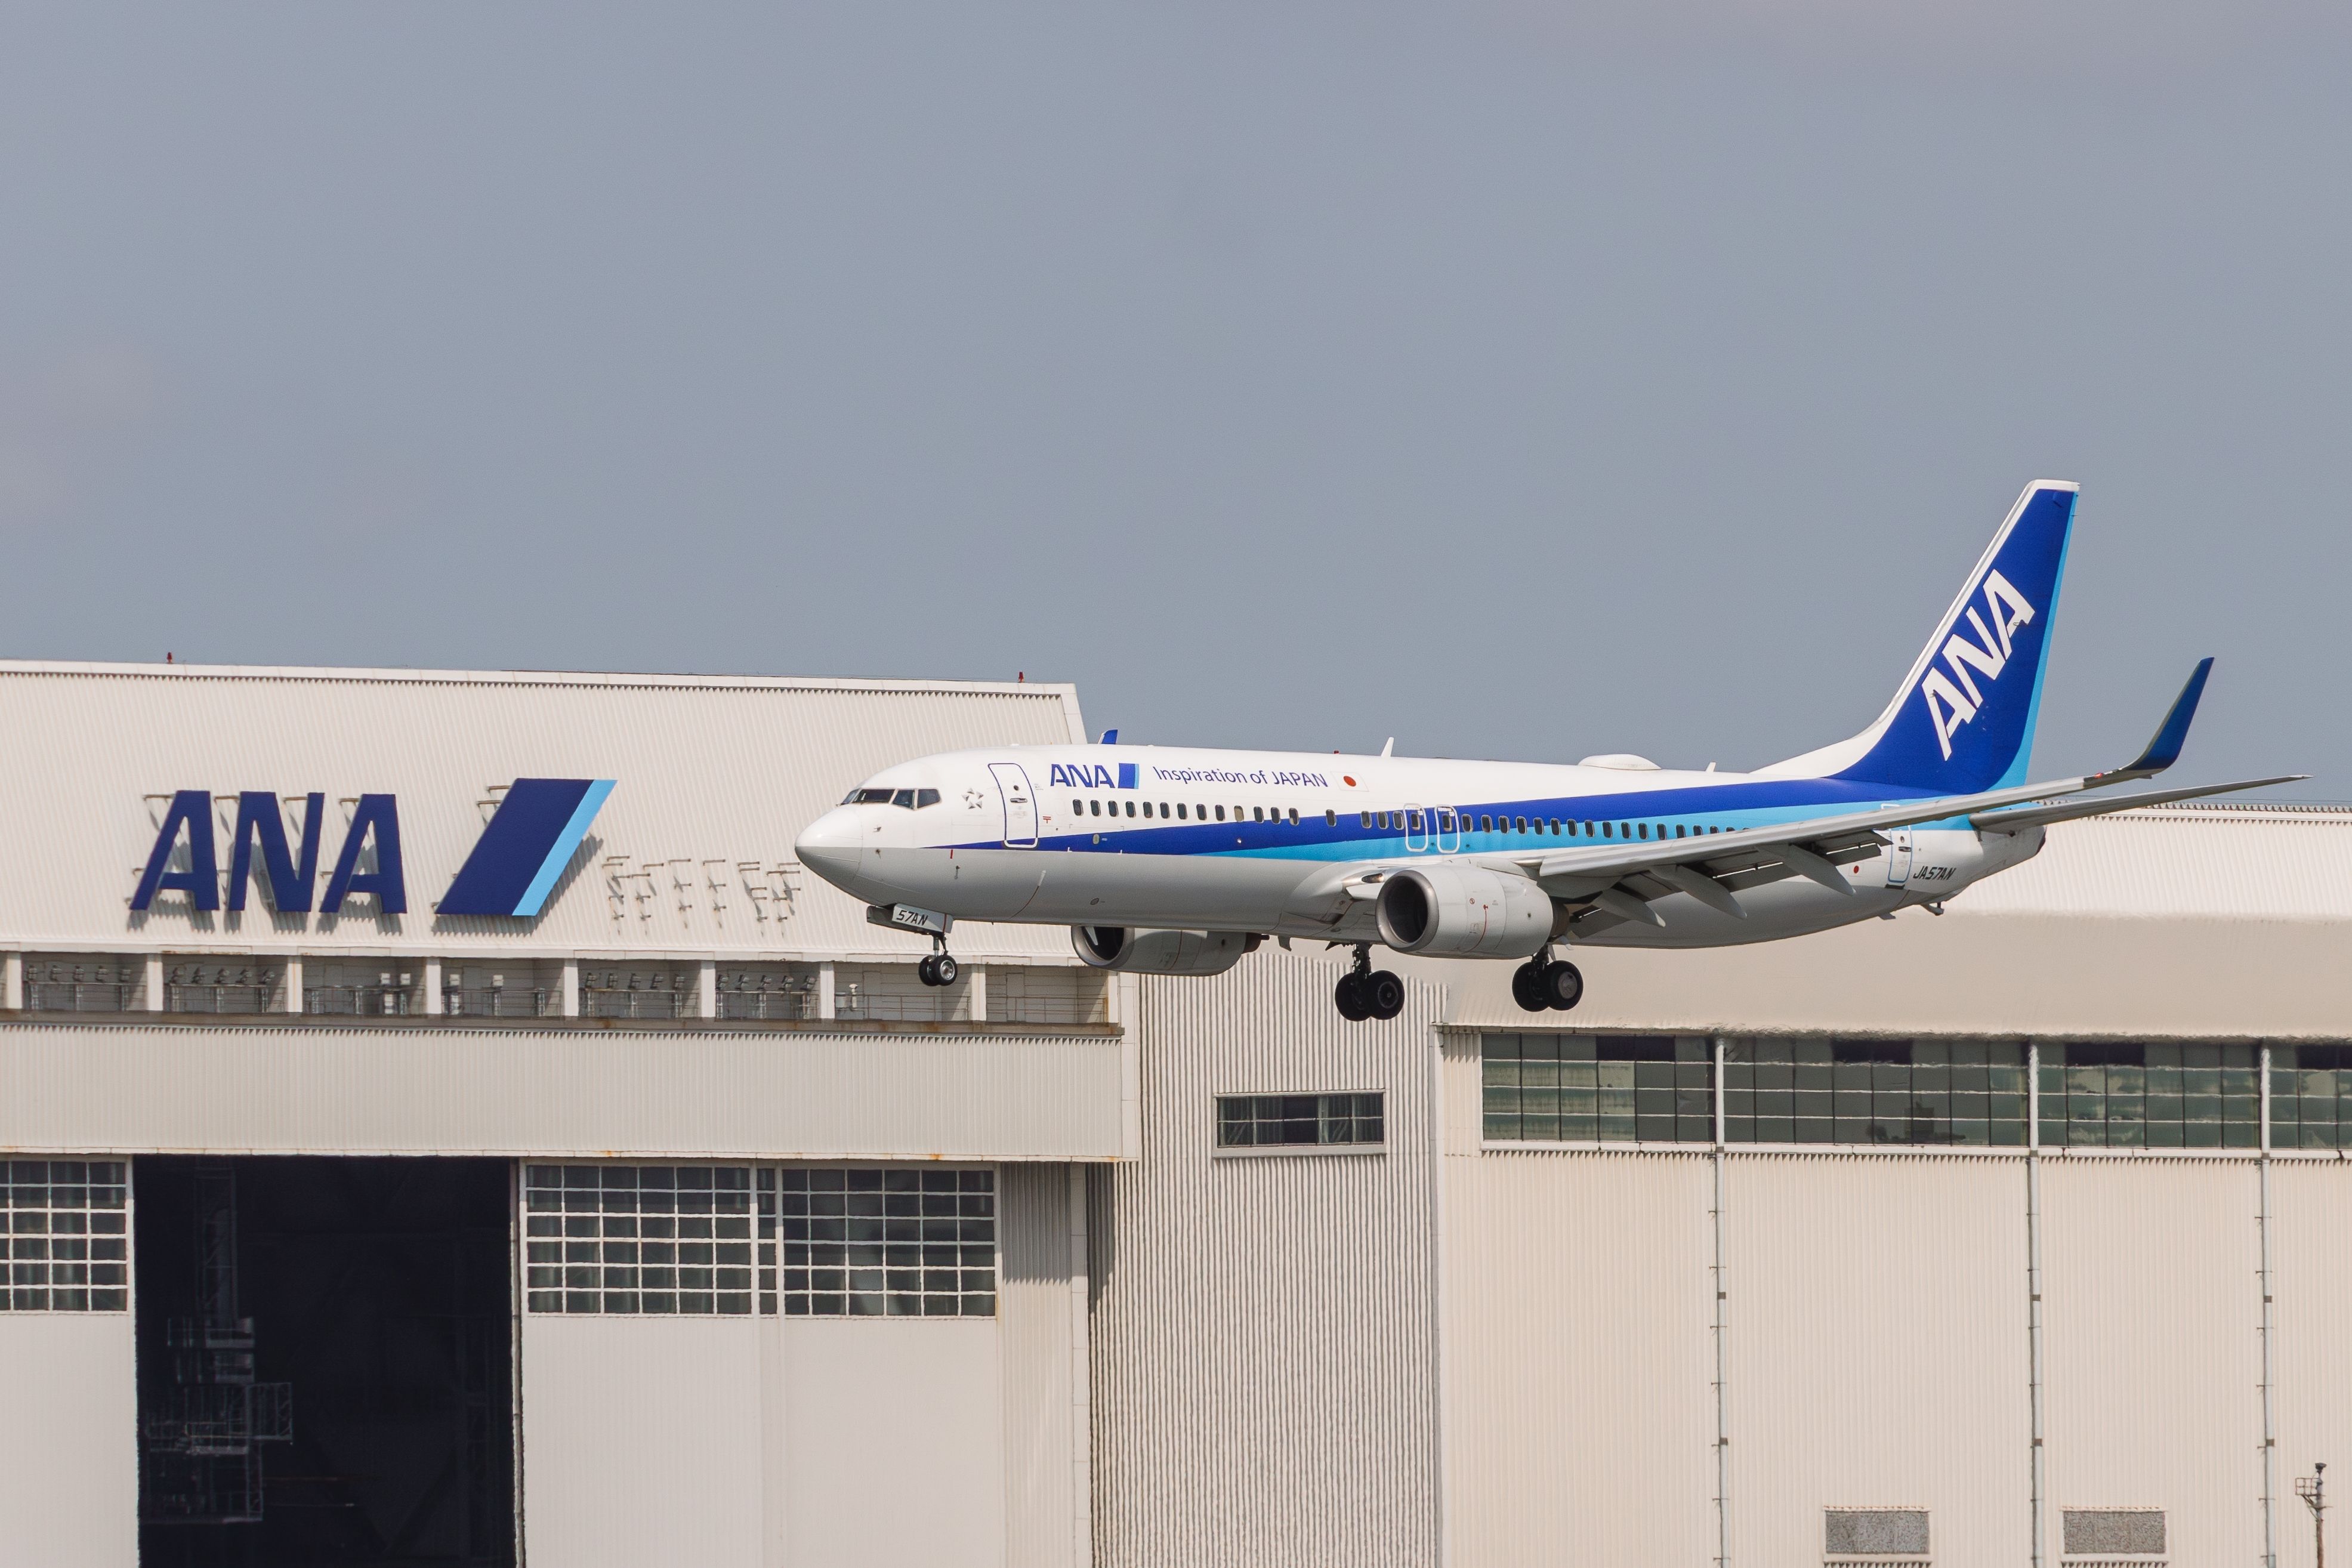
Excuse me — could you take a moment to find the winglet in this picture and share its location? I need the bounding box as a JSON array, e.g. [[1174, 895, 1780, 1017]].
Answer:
[[1100, 729, 1119, 745], [2091, 658, 2213, 785]]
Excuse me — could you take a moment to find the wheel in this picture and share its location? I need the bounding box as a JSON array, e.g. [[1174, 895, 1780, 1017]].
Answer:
[[916, 953, 940, 986], [1334, 973, 1371, 1021], [1540, 958, 1583, 1011], [1365, 970, 1406, 1021], [1510, 960, 1548, 1013], [931, 953, 959, 987]]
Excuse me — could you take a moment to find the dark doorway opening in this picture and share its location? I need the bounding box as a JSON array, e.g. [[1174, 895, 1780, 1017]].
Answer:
[[134, 1156, 516, 1567]]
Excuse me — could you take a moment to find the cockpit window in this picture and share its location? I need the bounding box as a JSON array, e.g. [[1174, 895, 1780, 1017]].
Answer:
[[843, 786, 937, 810]]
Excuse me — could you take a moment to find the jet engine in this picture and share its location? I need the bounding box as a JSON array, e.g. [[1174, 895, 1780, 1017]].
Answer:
[[1374, 864, 1556, 959], [1071, 926, 1258, 976]]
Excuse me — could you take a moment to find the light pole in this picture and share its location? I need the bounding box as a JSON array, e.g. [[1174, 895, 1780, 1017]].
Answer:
[[2297, 1462, 2327, 1568]]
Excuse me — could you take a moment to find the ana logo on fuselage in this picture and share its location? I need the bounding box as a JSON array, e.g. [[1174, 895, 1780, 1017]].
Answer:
[[1918, 569, 2037, 760], [1048, 763, 1122, 789]]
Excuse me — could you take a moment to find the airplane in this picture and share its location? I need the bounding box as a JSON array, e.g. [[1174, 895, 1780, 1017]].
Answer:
[[794, 480, 2302, 1021]]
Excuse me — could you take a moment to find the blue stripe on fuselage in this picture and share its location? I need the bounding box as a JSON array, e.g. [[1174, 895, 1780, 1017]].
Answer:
[[943, 774, 1950, 858]]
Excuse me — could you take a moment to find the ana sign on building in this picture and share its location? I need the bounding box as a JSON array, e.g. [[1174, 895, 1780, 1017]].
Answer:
[[130, 779, 614, 920]]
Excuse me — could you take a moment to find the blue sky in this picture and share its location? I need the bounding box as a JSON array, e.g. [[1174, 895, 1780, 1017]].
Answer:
[[2, 3, 2344, 792]]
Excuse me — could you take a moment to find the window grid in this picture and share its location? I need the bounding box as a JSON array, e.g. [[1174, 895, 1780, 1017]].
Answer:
[[2270, 1044, 2352, 1150], [524, 1164, 755, 1316], [1215, 1092, 1385, 1149], [776, 1168, 995, 1318], [4, 1159, 129, 1312], [1728, 1039, 2027, 1147], [1481, 1035, 1712, 1144], [2039, 1044, 2261, 1149]]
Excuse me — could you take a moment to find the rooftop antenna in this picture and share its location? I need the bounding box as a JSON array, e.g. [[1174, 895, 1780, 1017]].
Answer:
[[1380, 737, 1394, 758]]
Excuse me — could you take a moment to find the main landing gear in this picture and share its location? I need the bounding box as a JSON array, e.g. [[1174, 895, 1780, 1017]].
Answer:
[[1511, 952, 1584, 1013], [1334, 945, 1405, 1023], [916, 937, 959, 988]]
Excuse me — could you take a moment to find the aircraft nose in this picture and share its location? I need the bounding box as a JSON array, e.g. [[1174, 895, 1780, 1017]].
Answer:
[[795, 808, 866, 891]]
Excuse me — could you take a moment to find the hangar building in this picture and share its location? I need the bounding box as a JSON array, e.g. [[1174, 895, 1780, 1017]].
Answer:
[[0, 659, 2344, 1568]]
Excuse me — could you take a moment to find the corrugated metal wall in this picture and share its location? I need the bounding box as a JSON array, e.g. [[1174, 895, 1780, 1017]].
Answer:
[[1001, 1163, 1085, 1568], [2040, 1155, 2265, 1567], [0, 1020, 1125, 1159], [1723, 1153, 2029, 1567], [0, 1313, 138, 1567], [1087, 952, 1443, 1567], [2267, 1159, 2352, 1568], [1441, 1146, 1716, 1567]]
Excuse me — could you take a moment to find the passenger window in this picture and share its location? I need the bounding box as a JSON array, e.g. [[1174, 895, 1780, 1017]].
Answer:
[[1359, 811, 1371, 828], [1637, 823, 1649, 839], [1089, 800, 1101, 817], [1214, 805, 1226, 822], [1289, 807, 1300, 824], [1674, 824, 1685, 838], [1514, 816, 1527, 834], [1601, 822, 1612, 838], [1073, 799, 1084, 814], [1177, 803, 1188, 820], [1325, 810, 1336, 825], [1125, 801, 1136, 818], [1252, 806, 1263, 822], [1549, 818, 1561, 835], [1480, 816, 1493, 833], [1407, 810, 1422, 831]]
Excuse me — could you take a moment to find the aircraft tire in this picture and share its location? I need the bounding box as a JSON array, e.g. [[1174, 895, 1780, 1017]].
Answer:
[[1541, 959, 1583, 1011], [1334, 973, 1371, 1021], [1365, 970, 1406, 1021], [1510, 961, 1548, 1013], [932, 953, 959, 987]]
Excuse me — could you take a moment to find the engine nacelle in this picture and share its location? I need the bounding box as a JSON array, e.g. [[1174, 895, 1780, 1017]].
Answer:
[[1374, 864, 1556, 959], [1071, 926, 1258, 976]]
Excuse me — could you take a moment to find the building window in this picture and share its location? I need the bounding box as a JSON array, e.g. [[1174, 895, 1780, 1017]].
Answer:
[[1217, 1092, 1384, 1149], [524, 1164, 755, 1316], [1726, 1039, 2027, 1146], [1825, 1508, 1928, 1559], [3, 1160, 129, 1313], [2040, 1043, 2259, 1149], [775, 1168, 995, 1317], [164, 961, 282, 1014], [2061, 1508, 2164, 1558], [1482, 1035, 1712, 1144], [2270, 1044, 2352, 1149]]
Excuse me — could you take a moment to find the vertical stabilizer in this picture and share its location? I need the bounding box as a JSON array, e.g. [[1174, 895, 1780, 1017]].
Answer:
[[1761, 481, 2078, 794]]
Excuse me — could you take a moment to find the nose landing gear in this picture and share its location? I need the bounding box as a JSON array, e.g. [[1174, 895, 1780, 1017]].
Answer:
[[1511, 952, 1584, 1013], [1334, 945, 1405, 1023], [916, 938, 959, 988]]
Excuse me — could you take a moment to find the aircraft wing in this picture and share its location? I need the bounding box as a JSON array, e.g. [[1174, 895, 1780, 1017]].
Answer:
[[1497, 661, 2299, 930]]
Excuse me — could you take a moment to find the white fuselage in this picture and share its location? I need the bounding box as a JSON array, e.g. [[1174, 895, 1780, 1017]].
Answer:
[[794, 743, 2045, 953]]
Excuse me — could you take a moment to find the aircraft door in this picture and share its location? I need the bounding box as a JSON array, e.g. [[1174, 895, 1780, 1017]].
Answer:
[[989, 764, 1039, 848], [1884, 829, 1914, 887], [1404, 804, 1430, 854]]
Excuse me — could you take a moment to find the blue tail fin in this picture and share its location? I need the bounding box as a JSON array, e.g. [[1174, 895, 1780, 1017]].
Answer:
[[1771, 480, 2078, 794]]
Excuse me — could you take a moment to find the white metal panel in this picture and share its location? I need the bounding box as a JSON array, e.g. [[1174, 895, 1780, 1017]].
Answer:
[[0, 1021, 1125, 1159], [1087, 955, 1443, 1567], [1431, 912, 2352, 1041], [0, 1313, 137, 1567], [2040, 1156, 2264, 1568], [1724, 1153, 2029, 1568], [1441, 1149, 1715, 1568], [999, 1164, 1084, 1568], [2265, 1159, 2352, 1568], [767, 1319, 1007, 1568], [0, 661, 1085, 961], [1962, 805, 2352, 921], [521, 1315, 767, 1567]]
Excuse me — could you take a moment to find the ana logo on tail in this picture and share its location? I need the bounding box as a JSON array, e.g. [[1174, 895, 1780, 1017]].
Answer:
[[1919, 570, 2037, 760]]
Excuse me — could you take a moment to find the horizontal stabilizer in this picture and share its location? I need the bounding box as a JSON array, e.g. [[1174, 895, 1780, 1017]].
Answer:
[[1970, 774, 2306, 832]]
